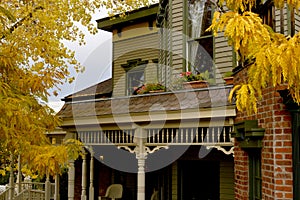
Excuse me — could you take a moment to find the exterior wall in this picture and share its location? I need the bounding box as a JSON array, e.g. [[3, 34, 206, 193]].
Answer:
[[171, 162, 178, 200], [214, 32, 233, 84], [171, 0, 184, 77], [168, 0, 234, 86], [220, 160, 235, 200], [233, 67, 293, 200], [294, 9, 300, 33], [112, 31, 159, 97], [275, 5, 289, 35]]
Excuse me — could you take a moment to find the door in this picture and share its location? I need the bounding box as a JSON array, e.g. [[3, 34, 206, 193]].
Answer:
[[180, 160, 219, 200]]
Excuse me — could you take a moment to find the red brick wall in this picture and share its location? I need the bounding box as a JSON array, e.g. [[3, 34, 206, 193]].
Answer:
[[233, 67, 293, 200]]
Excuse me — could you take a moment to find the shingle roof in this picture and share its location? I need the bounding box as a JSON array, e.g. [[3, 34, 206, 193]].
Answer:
[[63, 78, 112, 101], [58, 86, 233, 119]]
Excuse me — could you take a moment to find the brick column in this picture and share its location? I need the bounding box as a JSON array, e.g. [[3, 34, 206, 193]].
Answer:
[[233, 67, 293, 200]]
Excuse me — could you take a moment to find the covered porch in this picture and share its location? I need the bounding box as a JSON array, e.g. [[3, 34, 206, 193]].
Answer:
[[58, 86, 236, 200]]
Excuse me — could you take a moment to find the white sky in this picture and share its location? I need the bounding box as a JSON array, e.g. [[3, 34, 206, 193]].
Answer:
[[48, 11, 112, 112]]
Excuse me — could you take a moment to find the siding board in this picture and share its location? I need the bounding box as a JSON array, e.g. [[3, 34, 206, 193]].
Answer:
[[113, 32, 159, 97]]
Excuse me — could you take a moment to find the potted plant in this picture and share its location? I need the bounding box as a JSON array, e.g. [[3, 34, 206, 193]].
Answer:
[[180, 70, 213, 89], [223, 71, 234, 85], [133, 83, 166, 94]]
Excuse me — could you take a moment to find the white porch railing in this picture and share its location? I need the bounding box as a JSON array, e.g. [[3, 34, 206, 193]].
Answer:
[[0, 187, 9, 200], [78, 126, 233, 146], [0, 182, 55, 200]]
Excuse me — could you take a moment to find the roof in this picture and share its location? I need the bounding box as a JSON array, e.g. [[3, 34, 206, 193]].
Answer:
[[58, 86, 234, 121], [63, 78, 112, 101], [97, 4, 159, 32]]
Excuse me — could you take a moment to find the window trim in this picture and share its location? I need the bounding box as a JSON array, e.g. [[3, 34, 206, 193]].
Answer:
[[126, 65, 146, 95], [249, 150, 262, 200], [184, 0, 215, 75]]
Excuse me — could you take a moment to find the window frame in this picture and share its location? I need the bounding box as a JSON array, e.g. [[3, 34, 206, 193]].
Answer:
[[184, 0, 215, 76], [249, 150, 262, 200]]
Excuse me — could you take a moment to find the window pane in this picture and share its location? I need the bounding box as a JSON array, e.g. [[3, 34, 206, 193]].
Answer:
[[127, 70, 144, 95], [188, 36, 213, 73], [188, 0, 212, 38]]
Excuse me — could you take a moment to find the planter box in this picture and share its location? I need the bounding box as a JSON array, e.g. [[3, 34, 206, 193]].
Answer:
[[223, 77, 233, 85], [183, 80, 208, 89]]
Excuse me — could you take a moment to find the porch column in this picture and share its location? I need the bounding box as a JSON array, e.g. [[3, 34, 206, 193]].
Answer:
[[68, 159, 75, 200], [81, 151, 87, 200], [54, 173, 60, 200], [89, 150, 94, 200], [16, 155, 22, 194], [8, 154, 14, 200], [45, 173, 51, 200], [135, 128, 147, 200]]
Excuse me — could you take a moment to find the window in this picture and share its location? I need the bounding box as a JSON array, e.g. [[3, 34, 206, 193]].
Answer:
[[127, 66, 145, 95], [187, 0, 214, 74], [249, 151, 262, 200], [122, 59, 148, 95]]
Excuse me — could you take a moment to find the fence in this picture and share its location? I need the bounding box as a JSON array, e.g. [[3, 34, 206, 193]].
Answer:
[[0, 181, 55, 200]]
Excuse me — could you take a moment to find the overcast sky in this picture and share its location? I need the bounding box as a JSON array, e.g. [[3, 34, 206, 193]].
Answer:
[[48, 11, 112, 112]]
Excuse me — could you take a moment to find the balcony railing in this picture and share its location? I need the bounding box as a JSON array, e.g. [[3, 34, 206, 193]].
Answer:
[[78, 126, 233, 146]]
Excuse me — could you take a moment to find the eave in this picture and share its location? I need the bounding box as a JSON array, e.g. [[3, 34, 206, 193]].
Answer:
[[97, 4, 159, 32]]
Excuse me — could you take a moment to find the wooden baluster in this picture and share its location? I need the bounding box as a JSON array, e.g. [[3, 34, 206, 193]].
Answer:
[[185, 128, 188, 143]]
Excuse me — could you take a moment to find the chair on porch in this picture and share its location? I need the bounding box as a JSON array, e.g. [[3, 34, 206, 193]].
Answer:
[[99, 184, 123, 200], [150, 190, 159, 200]]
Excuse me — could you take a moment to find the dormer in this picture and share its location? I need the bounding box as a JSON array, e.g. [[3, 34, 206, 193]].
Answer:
[[97, 4, 159, 97]]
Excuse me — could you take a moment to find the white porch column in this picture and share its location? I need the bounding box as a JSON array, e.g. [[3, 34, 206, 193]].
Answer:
[[68, 160, 75, 200], [89, 150, 94, 200], [16, 155, 22, 194], [54, 173, 60, 200], [8, 154, 14, 200], [119, 128, 168, 200], [81, 151, 87, 200], [135, 128, 147, 200], [45, 173, 51, 200]]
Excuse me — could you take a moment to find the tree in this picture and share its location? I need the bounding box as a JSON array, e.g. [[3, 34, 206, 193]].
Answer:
[[208, 0, 300, 114], [0, 0, 149, 178]]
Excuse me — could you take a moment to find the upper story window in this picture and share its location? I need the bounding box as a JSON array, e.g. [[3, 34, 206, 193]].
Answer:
[[187, 0, 214, 75], [122, 59, 148, 95]]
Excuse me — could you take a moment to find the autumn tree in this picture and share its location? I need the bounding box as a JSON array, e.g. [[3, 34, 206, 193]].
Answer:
[[208, 0, 300, 114], [0, 0, 151, 178]]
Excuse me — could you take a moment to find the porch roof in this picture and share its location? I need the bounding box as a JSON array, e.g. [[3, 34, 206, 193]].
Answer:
[[58, 86, 235, 122]]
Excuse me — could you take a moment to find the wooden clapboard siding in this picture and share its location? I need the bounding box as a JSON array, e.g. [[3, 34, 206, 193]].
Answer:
[[220, 160, 235, 200], [294, 9, 300, 33], [275, 5, 290, 35], [171, 162, 178, 200], [215, 32, 233, 84], [171, 0, 184, 76], [112, 32, 159, 97]]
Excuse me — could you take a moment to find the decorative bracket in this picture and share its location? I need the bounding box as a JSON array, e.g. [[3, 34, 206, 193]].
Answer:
[[206, 146, 234, 156], [145, 146, 169, 154], [117, 145, 136, 154], [118, 145, 169, 155]]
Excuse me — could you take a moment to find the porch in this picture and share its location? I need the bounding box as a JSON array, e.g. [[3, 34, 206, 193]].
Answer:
[[58, 86, 236, 200]]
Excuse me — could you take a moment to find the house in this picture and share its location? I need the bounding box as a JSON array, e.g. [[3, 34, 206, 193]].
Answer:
[[57, 0, 299, 200]]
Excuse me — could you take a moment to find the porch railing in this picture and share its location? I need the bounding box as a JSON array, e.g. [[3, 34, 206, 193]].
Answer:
[[78, 126, 233, 146], [0, 182, 55, 200], [0, 187, 9, 200]]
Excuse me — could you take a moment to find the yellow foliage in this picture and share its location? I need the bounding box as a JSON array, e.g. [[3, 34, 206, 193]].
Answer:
[[208, 11, 270, 56], [218, 0, 257, 12], [215, 0, 300, 113], [229, 84, 257, 114], [21, 139, 82, 177], [0, 0, 142, 177]]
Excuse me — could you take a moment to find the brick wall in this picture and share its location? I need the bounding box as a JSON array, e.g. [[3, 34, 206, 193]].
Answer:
[[233, 67, 293, 200]]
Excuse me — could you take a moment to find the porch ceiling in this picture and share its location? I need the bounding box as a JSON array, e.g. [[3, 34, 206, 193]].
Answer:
[[58, 86, 236, 127]]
